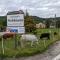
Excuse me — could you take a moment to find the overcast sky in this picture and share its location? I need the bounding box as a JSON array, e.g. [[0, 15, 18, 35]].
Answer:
[[0, 0, 60, 18]]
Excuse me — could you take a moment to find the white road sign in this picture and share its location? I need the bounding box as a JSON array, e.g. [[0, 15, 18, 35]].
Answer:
[[7, 14, 24, 26], [18, 27, 25, 34], [7, 13, 25, 34], [7, 21, 24, 26]]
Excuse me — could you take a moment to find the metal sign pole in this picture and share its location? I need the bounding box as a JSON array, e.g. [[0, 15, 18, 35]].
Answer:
[[2, 36, 4, 54], [14, 33, 17, 49]]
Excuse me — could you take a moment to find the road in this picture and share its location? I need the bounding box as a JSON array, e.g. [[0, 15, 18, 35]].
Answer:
[[3, 40, 60, 60]]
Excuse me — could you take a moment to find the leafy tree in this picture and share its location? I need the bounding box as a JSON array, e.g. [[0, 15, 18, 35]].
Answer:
[[24, 14, 36, 33], [45, 18, 55, 28], [0, 16, 7, 31], [56, 20, 60, 28], [45, 19, 50, 28]]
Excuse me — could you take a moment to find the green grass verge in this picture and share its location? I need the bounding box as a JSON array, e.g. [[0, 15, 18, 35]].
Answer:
[[0, 28, 60, 57]]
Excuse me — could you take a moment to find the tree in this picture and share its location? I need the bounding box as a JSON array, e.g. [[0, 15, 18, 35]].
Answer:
[[45, 20, 50, 28], [56, 20, 60, 28], [24, 10, 36, 33], [0, 16, 7, 31]]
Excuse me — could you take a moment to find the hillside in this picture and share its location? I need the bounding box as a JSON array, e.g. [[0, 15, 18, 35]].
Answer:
[[0, 16, 7, 26], [30, 16, 60, 24], [0, 16, 60, 26], [0, 16, 6, 21], [30, 16, 47, 23], [0, 16, 45, 24]]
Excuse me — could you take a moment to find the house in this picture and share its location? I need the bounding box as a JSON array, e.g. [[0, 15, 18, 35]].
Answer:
[[49, 19, 56, 28], [36, 23, 46, 29]]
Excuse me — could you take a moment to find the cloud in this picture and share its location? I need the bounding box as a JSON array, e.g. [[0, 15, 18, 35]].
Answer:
[[0, 0, 60, 17]]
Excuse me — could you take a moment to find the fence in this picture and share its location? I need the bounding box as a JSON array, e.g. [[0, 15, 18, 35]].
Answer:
[[0, 28, 60, 57]]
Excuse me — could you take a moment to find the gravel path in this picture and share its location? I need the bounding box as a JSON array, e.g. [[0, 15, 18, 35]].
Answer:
[[3, 40, 60, 60]]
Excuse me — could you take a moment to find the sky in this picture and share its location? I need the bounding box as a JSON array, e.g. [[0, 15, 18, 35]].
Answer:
[[0, 0, 60, 18]]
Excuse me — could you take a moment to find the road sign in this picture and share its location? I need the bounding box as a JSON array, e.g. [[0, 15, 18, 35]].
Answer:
[[7, 27, 25, 34], [7, 13, 25, 34], [7, 14, 24, 26], [18, 27, 25, 34], [10, 29, 18, 32]]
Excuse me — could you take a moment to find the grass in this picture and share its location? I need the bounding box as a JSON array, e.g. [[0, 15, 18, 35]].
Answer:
[[0, 28, 60, 57]]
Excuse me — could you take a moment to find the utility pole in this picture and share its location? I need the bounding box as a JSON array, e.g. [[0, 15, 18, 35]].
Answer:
[[55, 14, 56, 28]]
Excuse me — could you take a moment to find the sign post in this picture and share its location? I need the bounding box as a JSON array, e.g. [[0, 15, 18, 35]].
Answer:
[[14, 34, 17, 49], [2, 36, 4, 54], [7, 11, 25, 49], [7, 13, 25, 34], [0, 32, 6, 55]]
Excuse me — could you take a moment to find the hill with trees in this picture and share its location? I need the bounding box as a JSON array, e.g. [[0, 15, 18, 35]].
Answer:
[[30, 16, 46, 23], [0, 15, 60, 30], [0, 16, 7, 26]]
